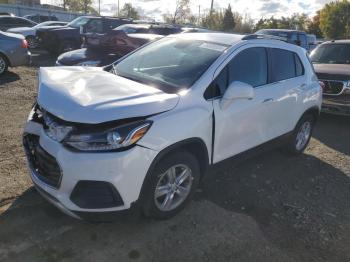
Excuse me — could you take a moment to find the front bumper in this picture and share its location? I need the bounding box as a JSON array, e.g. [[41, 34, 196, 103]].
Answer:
[[322, 94, 350, 116], [23, 120, 158, 220]]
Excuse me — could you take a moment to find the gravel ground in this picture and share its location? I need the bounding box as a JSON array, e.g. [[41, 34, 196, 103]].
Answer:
[[0, 52, 349, 262]]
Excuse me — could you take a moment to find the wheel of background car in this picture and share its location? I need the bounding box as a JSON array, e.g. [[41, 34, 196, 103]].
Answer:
[[285, 114, 314, 155], [0, 54, 8, 75], [26, 36, 38, 49], [142, 151, 200, 219]]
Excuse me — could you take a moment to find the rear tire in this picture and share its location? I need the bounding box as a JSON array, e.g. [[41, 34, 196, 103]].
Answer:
[[0, 54, 8, 75], [285, 114, 315, 155], [142, 151, 200, 220]]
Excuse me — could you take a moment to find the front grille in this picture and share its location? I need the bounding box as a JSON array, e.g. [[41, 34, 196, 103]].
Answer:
[[23, 134, 62, 188], [320, 80, 345, 95]]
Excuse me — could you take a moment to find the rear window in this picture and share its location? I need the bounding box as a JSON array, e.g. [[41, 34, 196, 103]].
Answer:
[[270, 48, 304, 82]]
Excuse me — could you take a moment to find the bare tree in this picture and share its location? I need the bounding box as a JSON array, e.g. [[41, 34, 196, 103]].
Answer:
[[172, 0, 191, 24]]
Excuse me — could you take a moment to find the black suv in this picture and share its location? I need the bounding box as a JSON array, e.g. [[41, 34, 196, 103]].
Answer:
[[36, 16, 131, 55], [0, 16, 37, 31]]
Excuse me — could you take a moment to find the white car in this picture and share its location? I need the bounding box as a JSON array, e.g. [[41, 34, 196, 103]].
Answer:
[[7, 21, 67, 48], [23, 33, 322, 220]]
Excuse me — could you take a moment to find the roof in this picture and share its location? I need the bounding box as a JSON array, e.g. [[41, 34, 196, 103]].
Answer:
[[257, 29, 305, 33], [323, 39, 350, 44], [173, 32, 245, 45]]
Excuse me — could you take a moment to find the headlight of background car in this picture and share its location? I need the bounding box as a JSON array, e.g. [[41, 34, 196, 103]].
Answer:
[[64, 121, 152, 152]]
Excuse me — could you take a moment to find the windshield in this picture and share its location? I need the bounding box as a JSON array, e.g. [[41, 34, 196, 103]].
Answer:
[[67, 17, 90, 28], [113, 37, 227, 93], [310, 44, 350, 64]]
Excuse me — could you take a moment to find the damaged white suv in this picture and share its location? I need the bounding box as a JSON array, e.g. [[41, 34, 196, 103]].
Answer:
[[23, 33, 322, 220]]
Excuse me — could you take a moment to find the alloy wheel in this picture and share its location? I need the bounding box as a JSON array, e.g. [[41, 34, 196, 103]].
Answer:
[[154, 164, 193, 212], [0, 57, 6, 74], [295, 121, 311, 151]]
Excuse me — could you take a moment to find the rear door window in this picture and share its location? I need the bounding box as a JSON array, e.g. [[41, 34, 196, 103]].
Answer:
[[269, 48, 296, 82]]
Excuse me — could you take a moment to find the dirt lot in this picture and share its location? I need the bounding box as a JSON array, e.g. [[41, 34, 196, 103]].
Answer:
[[0, 52, 349, 262]]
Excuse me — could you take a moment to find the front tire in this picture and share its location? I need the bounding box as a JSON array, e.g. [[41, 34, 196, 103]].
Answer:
[[0, 54, 8, 75], [142, 151, 200, 220], [285, 114, 315, 155]]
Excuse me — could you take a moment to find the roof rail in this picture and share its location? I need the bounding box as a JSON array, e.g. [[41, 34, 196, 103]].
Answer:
[[242, 34, 288, 42]]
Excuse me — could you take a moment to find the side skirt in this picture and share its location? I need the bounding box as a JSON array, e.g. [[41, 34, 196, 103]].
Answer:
[[209, 131, 293, 172]]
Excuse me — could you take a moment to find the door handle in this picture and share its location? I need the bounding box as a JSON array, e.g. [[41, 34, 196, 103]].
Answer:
[[262, 98, 274, 103]]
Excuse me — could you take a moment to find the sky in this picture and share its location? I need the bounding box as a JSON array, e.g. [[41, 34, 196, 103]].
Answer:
[[42, 0, 334, 21]]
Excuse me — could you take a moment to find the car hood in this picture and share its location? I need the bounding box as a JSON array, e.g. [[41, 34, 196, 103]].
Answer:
[[57, 48, 120, 66], [314, 63, 350, 81], [37, 67, 180, 124], [7, 27, 31, 33], [0, 31, 24, 40]]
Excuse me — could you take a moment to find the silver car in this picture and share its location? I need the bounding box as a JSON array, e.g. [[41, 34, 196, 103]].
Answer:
[[0, 31, 31, 75]]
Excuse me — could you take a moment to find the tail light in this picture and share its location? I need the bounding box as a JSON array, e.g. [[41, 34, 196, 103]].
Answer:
[[21, 39, 28, 49], [319, 81, 325, 91]]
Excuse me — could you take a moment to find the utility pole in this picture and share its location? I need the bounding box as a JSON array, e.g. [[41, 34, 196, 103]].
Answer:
[[98, 0, 101, 15], [198, 5, 201, 25], [118, 0, 120, 17], [210, 0, 214, 15]]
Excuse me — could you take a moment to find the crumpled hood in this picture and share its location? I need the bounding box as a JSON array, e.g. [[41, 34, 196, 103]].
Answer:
[[37, 67, 180, 124]]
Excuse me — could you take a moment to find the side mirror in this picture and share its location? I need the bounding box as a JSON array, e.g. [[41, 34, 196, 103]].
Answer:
[[220, 81, 254, 110]]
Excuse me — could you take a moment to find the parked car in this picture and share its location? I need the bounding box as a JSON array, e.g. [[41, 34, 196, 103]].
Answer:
[[23, 14, 58, 23], [115, 23, 181, 35], [7, 21, 67, 49], [36, 16, 131, 55], [23, 33, 322, 221], [310, 40, 350, 116], [0, 16, 36, 31], [256, 29, 309, 50], [56, 33, 162, 66], [0, 31, 30, 75], [307, 34, 317, 51], [0, 12, 15, 16]]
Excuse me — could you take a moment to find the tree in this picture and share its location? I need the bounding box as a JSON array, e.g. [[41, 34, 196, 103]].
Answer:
[[308, 11, 323, 38], [319, 0, 350, 39], [172, 0, 191, 24], [201, 10, 224, 31], [64, 0, 96, 14], [222, 4, 235, 32], [120, 3, 140, 19]]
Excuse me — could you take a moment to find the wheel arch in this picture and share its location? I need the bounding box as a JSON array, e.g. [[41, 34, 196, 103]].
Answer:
[[0, 51, 11, 67], [301, 106, 320, 123], [137, 138, 209, 204]]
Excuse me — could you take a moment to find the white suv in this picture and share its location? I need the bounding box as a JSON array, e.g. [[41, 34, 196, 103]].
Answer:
[[23, 33, 322, 220]]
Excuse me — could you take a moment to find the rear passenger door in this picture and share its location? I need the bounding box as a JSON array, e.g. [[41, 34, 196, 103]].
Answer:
[[266, 48, 306, 138]]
